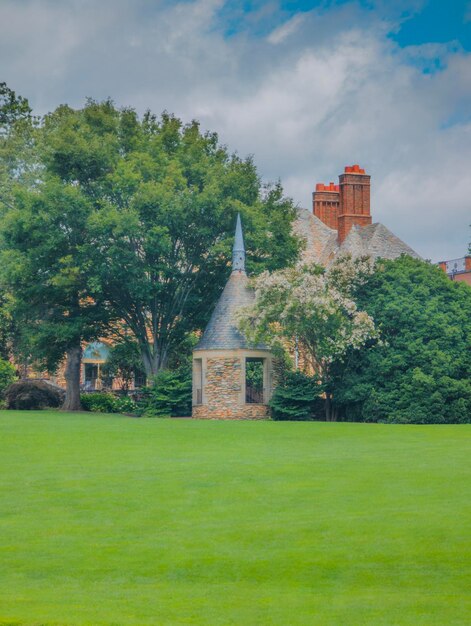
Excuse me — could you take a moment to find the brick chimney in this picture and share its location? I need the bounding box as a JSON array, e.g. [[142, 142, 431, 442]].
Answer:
[[337, 164, 372, 243], [313, 164, 372, 242], [312, 182, 340, 230]]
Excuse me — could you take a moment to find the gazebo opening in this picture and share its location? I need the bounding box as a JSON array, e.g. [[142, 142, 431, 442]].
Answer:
[[245, 357, 264, 404], [193, 358, 203, 405]]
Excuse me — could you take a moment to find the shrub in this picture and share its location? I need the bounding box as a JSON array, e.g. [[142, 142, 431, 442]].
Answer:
[[139, 365, 192, 418], [80, 393, 117, 413], [114, 395, 139, 414], [0, 359, 17, 398], [80, 393, 138, 414], [5, 379, 64, 410], [269, 370, 323, 421]]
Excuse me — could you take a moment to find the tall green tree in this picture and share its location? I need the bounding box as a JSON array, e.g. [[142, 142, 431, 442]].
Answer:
[[39, 100, 301, 377], [1, 87, 114, 410], [1, 182, 113, 410], [1, 97, 301, 407], [0, 84, 38, 373], [334, 256, 471, 423]]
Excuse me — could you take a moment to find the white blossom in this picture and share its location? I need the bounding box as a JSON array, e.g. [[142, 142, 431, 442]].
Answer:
[[238, 257, 379, 383]]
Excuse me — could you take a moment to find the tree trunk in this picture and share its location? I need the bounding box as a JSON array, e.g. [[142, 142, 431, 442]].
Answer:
[[140, 341, 168, 384], [331, 405, 338, 422], [62, 344, 82, 411], [325, 393, 332, 422]]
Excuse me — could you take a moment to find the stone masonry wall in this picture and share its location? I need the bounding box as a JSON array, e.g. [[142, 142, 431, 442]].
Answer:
[[193, 356, 269, 420]]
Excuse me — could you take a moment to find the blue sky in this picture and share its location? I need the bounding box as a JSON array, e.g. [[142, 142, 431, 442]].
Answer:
[[0, 0, 470, 261], [219, 0, 471, 51], [392, 0, 471, 50]]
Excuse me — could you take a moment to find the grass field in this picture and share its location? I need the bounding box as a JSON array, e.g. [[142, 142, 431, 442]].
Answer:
[[0, 412, 470, 626]]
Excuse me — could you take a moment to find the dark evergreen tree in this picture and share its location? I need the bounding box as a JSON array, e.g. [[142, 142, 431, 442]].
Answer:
[[270, 370, 323, 421], [140, 365, 192, 417]]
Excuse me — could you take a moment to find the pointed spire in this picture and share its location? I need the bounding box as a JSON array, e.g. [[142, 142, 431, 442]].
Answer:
[[232, 213, 246, 273]]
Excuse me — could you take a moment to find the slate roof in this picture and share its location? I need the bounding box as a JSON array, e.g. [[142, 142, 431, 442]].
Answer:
[[196, 214, 268, 351], [195, 270, 262, 350], [294, 208, 420, 265]]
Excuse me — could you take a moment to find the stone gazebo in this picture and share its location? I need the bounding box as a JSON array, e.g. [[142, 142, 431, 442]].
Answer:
[[192, 215, 273, 419]]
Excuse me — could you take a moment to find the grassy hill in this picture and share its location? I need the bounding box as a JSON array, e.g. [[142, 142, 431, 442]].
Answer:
[[0, 412, 470, 625]]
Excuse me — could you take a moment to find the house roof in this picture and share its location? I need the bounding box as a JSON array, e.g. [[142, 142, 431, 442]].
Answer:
[[294, 208, 420, 265]]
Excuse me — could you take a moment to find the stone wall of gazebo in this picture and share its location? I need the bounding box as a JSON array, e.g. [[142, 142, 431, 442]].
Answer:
[[192, 349, 272, 420]]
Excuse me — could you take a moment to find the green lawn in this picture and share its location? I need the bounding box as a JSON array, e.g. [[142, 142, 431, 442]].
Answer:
[[0, 412, 470, 626]]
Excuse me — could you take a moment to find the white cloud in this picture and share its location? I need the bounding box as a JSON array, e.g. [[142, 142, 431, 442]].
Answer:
[[267, 13, 305, 44], [0, 0, 469, 261]]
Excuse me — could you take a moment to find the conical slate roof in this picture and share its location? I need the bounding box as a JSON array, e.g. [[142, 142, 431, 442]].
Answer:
[[195, 271, 257, 350], [195, 214, 267, 351]]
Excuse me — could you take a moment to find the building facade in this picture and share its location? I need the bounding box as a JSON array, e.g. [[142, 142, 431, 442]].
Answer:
[[438, 256, 471, 286]]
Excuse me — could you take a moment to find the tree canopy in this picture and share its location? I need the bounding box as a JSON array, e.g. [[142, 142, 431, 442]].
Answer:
[[0, 83, 32, 134], [0, 83, 35, 206], [0, 94, 301, 408], [1, 179, 113, 409], [38, 100, 301, 376], [333, 256, 471, 423]]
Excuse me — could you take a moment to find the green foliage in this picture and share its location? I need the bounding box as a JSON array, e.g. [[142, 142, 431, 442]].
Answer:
[[35, 101, 301, 375], [239, 256, 377, 420], [114, 395, 139, 414], [0, 358, 16, 398], [80, 392, 138, 414], [0, 82, 32, 134], [80, 393, 117, 413], [139, 365, 192, 417], [1, 95, 300, 399], [270, 370, 322, 421], [334, 256, 471, 423], [1, 181, 113, 372], [166, 332, 199, 370], [5, 380, 63, 410], [0, 83, 36, 216], [245, 358, 264, 389], [0, 178, 114, 411], [0, 96, 117, 408], [0, 294, 17, 361], [101, 338, 144, 392]]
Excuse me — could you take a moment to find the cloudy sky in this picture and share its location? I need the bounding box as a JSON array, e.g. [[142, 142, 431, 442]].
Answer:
[[1, 0, 470, 261]]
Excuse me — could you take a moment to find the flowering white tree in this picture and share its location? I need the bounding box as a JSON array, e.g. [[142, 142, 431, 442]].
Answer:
[[238, 255, 378, 421]]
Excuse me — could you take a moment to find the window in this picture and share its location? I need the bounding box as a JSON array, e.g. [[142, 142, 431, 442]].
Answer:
[[84, 363, 99, 390], [134, 371, 147, 388]]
